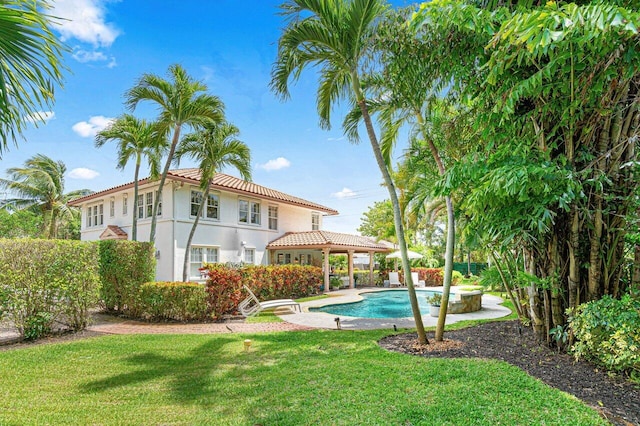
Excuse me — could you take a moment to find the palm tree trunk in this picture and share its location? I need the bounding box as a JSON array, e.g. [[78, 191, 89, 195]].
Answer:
[[132, 158, 141, 241], [417, 117, 455, 342], [149, 124, 182, 244], [182, 183, 209, 281], [353, 76, 428, 345], [435, 195, 454, 341]]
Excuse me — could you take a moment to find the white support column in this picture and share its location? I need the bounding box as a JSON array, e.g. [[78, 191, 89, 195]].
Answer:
[[347, 250, 355, 288], [323, 248, 331, 294], [369, 251, 375, 286]]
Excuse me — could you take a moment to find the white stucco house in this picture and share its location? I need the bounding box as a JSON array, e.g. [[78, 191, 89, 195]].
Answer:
[[69, 168, 389, 287]]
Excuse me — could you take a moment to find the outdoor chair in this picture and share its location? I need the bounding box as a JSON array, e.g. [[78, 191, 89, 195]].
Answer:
[[238, 285, 301, 317], [411, 272, 426, 288], [388, 272, 403, 287]]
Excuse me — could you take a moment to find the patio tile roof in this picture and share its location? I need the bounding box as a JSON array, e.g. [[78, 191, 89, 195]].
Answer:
[[68, 168, 338, 215], [267, 231, 390, 252]]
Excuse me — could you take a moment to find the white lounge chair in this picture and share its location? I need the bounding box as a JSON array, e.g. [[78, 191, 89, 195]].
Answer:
[[388, 272, 403, 287], [238, 285, 301, 317], [411, 272, 426, 288]]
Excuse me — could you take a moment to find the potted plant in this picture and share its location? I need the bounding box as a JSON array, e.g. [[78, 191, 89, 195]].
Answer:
[[427, 293, 442, 317], [330, 276, 342, 291]]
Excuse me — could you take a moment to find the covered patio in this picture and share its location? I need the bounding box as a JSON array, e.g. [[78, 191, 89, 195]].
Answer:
[[266, 230, 391, 293]]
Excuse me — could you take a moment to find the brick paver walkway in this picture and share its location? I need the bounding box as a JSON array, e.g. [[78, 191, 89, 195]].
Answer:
[[87, 319, 313, 335]]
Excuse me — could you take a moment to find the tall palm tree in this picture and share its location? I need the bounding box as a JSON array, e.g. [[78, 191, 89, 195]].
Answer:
[[95, 114, 163, 241], [175, 122, 251, 281], [271, 0, 428, 343], [0, 154, 91, 238], [0, 0, 66, 156], [125, 64, 225, 244]]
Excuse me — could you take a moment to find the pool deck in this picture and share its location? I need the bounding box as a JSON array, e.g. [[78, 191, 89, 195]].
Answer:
[[277, 287, 512, 330]]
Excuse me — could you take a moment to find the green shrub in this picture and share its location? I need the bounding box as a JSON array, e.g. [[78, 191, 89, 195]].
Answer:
[[98, 240, 155, 315], [569, 294, 640, 377], [0, 239, 100, 337], [23, 312, 53, 341], [139, 282, 209, 322], [451, 270, 464, 284]]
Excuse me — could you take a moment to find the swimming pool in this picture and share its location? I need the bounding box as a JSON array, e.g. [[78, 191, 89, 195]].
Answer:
[[310, 289, 441, 318]]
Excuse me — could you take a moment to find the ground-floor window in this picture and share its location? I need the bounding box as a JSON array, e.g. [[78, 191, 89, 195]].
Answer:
[[190, 246, 218, 279], [244, 248, 255, 264]]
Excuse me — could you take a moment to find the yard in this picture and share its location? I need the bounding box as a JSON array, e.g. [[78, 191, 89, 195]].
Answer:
[[0, 329, 607, 425]]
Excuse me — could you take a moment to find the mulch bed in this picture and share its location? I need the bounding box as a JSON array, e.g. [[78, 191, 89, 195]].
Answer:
[[379, 320, 640, 426]]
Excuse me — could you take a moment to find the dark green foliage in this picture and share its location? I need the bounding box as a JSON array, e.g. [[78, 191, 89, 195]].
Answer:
[[137, 282, 209, 322], [0, 209, 42, 238], [97, 240, 155, 315], [0, 238, 100, 338], [569, 295, 640, 377], [22, 312, 52, 341]]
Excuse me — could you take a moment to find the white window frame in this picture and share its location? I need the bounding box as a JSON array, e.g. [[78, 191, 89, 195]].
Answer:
[[244, 248, 255, 264], [137, 194, 144, 219], [86, 203, 104, 228], [312, 212, 320, 230], [190, 190, 219, 220], [239, 199, 261, 225], [189, 246, 219, 280], [122, 194, 128, 216], [268, 205, 278, 230], [109, 198, 115, 218]]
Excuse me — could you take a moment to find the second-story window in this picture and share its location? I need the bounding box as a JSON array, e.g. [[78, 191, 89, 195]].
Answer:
[[239, 199, 261, 225], [123, 194, 128, 216], [145, 192, 153, 217], [87, 204, 104, 228], [109, 199, 115, 217], [137, 194, 144, 219], [312, 212, 320, 230], [190, 191, 219, 219], [268, 205, 278, 230]]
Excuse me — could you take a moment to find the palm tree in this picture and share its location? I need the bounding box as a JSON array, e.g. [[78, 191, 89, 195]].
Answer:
[[95, 114, 163, 241], [271, 0, 428, 344], [175, 122, 251, 281], [0, 1, 66, 156], [0, 154, 91, 238], [125, 64, 225, 244]]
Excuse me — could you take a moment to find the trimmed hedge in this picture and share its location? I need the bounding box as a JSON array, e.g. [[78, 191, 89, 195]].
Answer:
[[138, 282, 209, 322], [98, 240, 155, 315], [0, 239, 100, 339], [203, 263, 322, 319]]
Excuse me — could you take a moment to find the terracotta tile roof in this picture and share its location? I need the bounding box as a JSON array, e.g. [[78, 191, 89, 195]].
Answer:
[[68, 169, 338, 215], [267, 231, 391, 252], [99, 225, 128, 240]]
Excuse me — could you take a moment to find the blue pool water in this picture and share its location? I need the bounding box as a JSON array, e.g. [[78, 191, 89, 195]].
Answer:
[[310, 289, 441, 318]]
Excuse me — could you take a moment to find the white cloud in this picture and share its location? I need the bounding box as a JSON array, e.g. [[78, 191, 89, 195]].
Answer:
[[51, 0, 120, 47], [332, 187, 357, 199], [24, 111, 55, 124], [258, 157, 291, 171], [72, 49, 107, 63], [68, 168, 100, 180], [72, 115, 114, 137], [328, 136, 345, 142]]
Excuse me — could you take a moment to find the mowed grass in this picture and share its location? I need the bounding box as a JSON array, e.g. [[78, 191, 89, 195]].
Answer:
[[0, 329, 605, 425]]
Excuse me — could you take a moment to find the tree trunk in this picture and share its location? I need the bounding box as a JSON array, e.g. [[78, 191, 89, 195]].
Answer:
[[353, 74, 428, 345], [149, 123, 182, 244], [132, 158, 140, 241], [436, 195, 455, 341], [182, 183, 209, 281]]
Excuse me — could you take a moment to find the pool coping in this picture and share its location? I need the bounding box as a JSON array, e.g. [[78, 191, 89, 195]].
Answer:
[[277, 287, 512, 330]]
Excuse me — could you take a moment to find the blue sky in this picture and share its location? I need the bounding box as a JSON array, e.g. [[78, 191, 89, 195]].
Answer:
[[2, 0, 414, 234]]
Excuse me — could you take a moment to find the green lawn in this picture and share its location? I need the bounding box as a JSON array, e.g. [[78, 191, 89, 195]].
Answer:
[[0, 329, 605, 425]]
